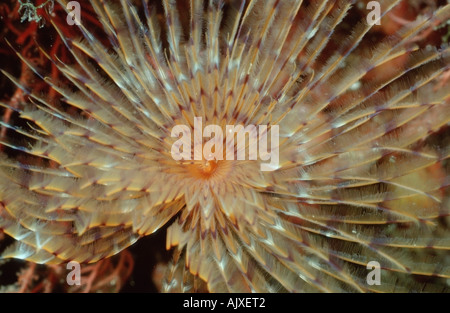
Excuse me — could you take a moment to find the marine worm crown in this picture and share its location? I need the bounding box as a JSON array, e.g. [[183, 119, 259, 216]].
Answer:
[[0, 0, 449, 292]]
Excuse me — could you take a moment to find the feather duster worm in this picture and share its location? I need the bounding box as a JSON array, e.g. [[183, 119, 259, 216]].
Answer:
[[0, 0, 449, 292]]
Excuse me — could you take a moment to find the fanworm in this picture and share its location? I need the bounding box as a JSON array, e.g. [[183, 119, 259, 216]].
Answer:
[[0, 0, 449, 292]]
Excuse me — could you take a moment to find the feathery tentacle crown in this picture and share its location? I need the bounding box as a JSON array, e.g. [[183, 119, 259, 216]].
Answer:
[[0, 0, 449, 292]]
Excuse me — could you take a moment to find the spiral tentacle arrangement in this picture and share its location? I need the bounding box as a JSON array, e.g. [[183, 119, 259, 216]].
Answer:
[[0, 0, 449, 292]]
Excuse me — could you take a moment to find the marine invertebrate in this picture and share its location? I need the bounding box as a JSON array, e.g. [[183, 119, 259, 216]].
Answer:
[[0, 0, 449, 292], [17, 0, 54, 28]]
